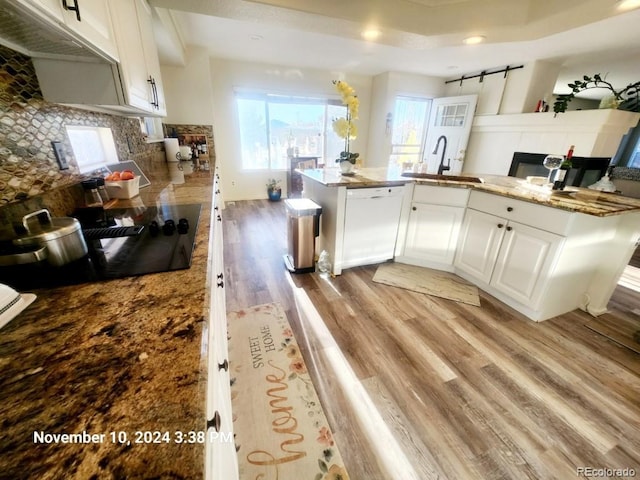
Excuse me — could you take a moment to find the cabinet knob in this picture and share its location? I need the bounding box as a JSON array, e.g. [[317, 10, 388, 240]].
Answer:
[[497, 223, 504, 228], [412, 206, 417, 211], [218, 359, 229, 371], [207, 411, 222, 432], [506, 226, 513, 231], [507, 207, 514, 212]]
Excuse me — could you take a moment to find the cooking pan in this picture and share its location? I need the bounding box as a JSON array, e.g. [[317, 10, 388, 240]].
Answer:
[[12, 209, 88, 267]]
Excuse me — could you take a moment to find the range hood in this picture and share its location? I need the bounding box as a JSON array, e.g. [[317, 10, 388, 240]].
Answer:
[[0, 0, 112, 62]]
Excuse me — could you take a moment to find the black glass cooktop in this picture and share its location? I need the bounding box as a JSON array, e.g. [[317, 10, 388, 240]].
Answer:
[[0, 203, 202, 291]]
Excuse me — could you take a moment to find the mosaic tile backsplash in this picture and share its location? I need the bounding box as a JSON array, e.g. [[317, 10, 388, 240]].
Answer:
[[0, 45, 163, 206]]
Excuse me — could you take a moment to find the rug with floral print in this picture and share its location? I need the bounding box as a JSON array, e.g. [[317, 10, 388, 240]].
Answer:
[[228, 302, 349, 480]]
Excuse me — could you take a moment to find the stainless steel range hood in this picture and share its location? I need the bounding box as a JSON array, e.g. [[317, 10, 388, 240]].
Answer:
[[0, 0, 112, 62]]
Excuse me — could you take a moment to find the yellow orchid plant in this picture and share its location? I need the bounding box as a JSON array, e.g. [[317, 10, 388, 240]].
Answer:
[[332, 80, 360, 164]]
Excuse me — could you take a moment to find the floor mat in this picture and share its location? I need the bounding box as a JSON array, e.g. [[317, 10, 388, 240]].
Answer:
[[227, 302, 350, 480], [372, 262, 481, 306]]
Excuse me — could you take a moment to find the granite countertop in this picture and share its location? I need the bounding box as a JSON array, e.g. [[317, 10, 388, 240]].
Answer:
[[299, 167, 640, 216], [0, 162, 214, 479]]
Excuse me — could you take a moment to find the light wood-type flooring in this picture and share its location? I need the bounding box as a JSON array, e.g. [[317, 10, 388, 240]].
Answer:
[[223, 199, 640, 480]]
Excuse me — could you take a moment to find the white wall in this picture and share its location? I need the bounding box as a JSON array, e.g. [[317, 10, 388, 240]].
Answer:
[[462, 109, 640, 175], [208, 58, 373, 201], [367, 71, 445, 168], [443, 60, 562, 115], [161, 47, 215, 125]]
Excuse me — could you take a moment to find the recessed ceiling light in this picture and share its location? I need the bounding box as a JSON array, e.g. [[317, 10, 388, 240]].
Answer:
[[617, 0, 640, 10], [361, 28, 381, 41], [463, 35, 485, 45]]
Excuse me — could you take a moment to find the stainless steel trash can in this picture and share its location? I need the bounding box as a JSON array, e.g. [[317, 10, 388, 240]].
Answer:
[[284, 198, 322, 273]]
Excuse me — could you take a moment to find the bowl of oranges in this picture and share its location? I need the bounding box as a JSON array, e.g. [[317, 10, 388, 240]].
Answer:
[[104, 170, 140, 199]]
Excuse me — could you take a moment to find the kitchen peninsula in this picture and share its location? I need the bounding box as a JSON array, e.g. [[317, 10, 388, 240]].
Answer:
[[301, 167, 640, 322], [0, 161, 218, 479]]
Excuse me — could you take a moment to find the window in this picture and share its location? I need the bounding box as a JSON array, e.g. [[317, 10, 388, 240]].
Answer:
[[236, 93, 346, 170], [435, 103, 468, 127], [389, 96, 432, 168], [66, 126, 118, 173]]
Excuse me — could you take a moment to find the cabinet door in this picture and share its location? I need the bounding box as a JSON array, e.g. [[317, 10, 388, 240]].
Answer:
[[404, 203, 465, 265], [491, 221, 562, 308], [27, 0, 64, 22], [454, 209, 505, 283], [60, 0, 119, 61], [135, 0, 166, 115], [110, 0, 155, 113]]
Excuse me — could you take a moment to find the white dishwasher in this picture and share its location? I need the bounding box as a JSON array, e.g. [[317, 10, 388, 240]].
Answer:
[[342, 186, 405, 270]]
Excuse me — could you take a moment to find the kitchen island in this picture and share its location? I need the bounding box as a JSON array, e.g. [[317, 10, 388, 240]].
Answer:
[[301, 167, 640, 321], [0, 161, 217, 478]]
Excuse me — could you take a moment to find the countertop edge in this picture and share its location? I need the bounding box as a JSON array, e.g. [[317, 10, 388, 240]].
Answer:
[[299, 168, 640, 217]]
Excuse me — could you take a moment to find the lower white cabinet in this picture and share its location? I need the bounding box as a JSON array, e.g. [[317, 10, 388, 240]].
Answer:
[[455, 208, 563, 309], [404, 203, 465, 266], [205, 168, 239, 480], [399, 185, 469, 269]]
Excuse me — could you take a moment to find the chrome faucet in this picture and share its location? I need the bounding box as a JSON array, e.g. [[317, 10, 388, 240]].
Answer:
[[432, 135, 450, 175]]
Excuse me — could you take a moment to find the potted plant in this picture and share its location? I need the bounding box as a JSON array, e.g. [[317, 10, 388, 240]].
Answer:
[[266, 178, 282, 201], [332, 80, 360, 174], [553, 74, 640, 114]]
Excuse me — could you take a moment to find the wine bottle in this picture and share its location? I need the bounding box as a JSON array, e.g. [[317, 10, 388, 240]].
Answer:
[[552, 145, 574, 190]]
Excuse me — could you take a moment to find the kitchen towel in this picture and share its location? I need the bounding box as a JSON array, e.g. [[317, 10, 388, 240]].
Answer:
[[227, 302, 350, 480], [372, 262, 481, 306]]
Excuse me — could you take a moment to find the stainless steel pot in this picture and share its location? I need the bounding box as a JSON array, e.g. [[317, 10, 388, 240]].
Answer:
[[12, 209, 88, 267]]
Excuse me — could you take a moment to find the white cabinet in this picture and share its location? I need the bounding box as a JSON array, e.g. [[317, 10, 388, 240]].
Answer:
[[491, 220, 562, 307], [1, 0, 119, 62], [30, 0, 166, 116], [28, 0, 65, 22], [405, 204, 465, 267], [110, 0, 165, 115], [104, 0, 165, 115], [399, 185, 469, 270], [21, 0, 119, 61], [455, 208, 563, 308], [454, 208, 504, 283], [205, 168, 239, 480]]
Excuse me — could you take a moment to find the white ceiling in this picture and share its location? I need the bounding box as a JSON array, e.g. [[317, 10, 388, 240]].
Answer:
[[149, 0, 640, 99]]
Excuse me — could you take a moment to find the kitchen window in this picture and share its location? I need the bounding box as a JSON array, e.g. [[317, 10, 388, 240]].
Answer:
[[389, 96, 432, 168], [236, 92, 346, 170]]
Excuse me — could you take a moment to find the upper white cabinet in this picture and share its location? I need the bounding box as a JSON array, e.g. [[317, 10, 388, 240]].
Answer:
[[29, 0, 166, 116], [400, 185, 469, 270], [58, 0, 119, 61], [1, 0, 119, 61], [109, 0, 165, 115]]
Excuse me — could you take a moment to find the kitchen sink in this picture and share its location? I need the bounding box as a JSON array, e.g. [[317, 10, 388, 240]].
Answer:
[[401, 172, 483, 183]]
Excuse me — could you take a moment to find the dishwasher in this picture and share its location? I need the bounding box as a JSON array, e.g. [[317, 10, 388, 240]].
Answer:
[[341, 186, 405, 270]]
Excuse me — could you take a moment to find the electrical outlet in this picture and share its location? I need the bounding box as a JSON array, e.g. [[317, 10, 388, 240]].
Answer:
[[51, 141, 69, 170]]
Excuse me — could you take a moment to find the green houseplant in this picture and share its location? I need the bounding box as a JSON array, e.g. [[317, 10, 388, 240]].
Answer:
[[553, 74, 640, 114], [266, 178, 281, 201]]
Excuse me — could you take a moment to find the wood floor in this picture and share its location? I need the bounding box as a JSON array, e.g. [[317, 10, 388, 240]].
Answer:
[[223, 199, 640, 480]]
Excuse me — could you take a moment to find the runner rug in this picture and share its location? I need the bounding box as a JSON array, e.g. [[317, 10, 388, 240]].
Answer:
[[227, 302, 350, 480], [373, 262, 481, 306]]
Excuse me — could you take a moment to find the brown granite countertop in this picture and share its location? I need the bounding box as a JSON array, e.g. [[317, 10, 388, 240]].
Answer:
[[299, 167, 640, 217], [0, 162, 214, 479]]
